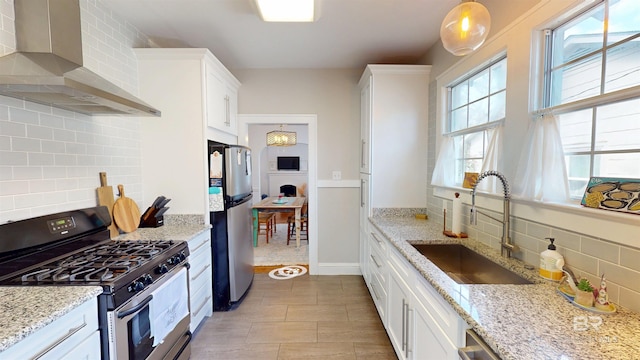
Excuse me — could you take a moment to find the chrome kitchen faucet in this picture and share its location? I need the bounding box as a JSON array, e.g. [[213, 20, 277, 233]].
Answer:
[[470, 171, 517, 258]]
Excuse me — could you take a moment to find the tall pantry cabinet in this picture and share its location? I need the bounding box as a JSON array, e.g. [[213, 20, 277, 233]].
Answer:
[[358, 64, 430, 277]]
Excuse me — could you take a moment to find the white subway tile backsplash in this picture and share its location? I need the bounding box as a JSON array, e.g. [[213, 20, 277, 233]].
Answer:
[[581, 236, 619, 264], [29, 179, 56, 193], [53, 128, 76, 142], [0, 119, 25, 136], [27, 153, 54, 166], [550, 228, 580, 251], [41, 140, 66, 154], [620, 247, 640, 273], [0, 135, 8, 150], [0, 0, 149, 223], [0, 151, 27, 165], [54, 154, 77, 166], [11, 137, 40, 152], [56, 178, 79, 191], [40, 114, 65, 129], [9, 108, 38, 124], [26, 125, 54, 140], [13, 166, 42, 180], [525, 222, 551, 240], [563, 248, 599, 275], [598, 260, 640, 293], [0, 180, 27, 195]]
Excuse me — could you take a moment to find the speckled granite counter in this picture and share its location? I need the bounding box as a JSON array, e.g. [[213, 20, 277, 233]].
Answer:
[[114, 223, 210, 242], [370, 215, 640, 360], [0, 286, 103, 352]]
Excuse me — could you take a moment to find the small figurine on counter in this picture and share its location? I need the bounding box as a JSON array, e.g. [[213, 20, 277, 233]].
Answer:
[[595, 274, 611, 311]]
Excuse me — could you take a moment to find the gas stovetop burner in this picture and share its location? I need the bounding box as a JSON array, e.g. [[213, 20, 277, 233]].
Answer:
[[4, 240, 182, 286]]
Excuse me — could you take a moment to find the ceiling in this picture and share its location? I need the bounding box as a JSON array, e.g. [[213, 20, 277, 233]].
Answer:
[[104, 0, 461, 70]]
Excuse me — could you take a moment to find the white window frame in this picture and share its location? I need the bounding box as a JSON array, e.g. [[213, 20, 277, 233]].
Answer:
[[443, 56, 507, 187], [535, 0, 640, 198]]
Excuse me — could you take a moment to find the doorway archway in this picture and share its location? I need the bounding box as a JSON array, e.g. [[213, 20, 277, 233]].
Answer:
[[237, 114, 318, 275]]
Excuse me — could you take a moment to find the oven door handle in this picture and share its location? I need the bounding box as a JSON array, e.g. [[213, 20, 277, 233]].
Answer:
[[117, 295, 153, 319]]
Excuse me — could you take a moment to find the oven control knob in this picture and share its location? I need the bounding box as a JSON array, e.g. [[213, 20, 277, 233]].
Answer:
[[155, 264, 168, 274], [129, 280, 145, 293], [143, 274, 153, 285], [178, 251, 187, 261]]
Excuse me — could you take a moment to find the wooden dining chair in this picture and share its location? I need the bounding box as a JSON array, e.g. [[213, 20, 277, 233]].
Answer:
[[287, 203, 308, 245], [256, 212, 276, 243]]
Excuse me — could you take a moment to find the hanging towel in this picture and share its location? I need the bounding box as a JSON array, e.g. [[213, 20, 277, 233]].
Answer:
[[149, 267, 189, 347]]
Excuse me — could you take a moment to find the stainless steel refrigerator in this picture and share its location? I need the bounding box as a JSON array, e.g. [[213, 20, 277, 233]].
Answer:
[[208, 142, 254, 311]]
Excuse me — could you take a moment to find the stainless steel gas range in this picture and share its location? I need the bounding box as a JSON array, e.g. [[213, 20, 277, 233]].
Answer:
[[0, 206, 191, 360]]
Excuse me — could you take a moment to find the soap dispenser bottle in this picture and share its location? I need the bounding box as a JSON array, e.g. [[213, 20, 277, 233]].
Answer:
[[540, 238, 564, 281]]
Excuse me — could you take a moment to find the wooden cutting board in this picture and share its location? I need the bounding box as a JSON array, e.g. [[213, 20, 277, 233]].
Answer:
[[113, 184, 141, 233], [96, 172, 119, 238]]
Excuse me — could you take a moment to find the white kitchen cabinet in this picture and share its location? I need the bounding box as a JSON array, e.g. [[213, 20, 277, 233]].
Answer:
[[358, 65, 430, 211], [205, 62, 240, 136], [187, 231, 213, 333], [360, 74, 372, 174], [135, 48, 240, 214], [2, 297, 100, 360], [359, 173, 371, 279], [367, 219, 467, 360]]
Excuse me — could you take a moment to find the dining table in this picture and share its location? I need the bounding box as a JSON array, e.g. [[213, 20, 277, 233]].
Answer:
[[252, 196, 306, 248]]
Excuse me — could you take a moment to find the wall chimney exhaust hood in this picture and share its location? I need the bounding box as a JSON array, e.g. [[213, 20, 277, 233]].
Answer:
[[0, 0, 161, 116]]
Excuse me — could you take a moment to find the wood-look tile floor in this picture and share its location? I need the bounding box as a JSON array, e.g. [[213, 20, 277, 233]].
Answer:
[[190, 273, 397, 360]]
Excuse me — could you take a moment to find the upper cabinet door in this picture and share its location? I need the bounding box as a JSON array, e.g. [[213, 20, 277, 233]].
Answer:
[[206, 60, 239, 136], [360, 75, 372, 174]]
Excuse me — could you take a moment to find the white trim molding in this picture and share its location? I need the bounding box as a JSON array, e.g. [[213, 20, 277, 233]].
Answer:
[[238, 114, 319, 274]]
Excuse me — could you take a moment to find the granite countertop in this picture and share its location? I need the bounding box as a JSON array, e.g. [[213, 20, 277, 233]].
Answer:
[[370, 215, 640, 360], [114, 223, 210, 242], [0, 286, 103, 352]]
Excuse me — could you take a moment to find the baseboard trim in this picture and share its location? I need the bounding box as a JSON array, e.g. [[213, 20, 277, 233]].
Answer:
[[317, 262, 362, 275]]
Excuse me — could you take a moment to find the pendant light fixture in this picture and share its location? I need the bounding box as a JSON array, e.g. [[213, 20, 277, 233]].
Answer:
[[267, 125, 297, 146], [440, 0, 491, 56]]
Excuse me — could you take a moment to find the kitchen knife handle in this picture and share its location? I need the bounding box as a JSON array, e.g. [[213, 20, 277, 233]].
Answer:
[[99, 172, 107, 186]]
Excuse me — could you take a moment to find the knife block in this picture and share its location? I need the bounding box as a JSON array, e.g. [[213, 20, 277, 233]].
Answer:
[[139, 207, 166, 228]]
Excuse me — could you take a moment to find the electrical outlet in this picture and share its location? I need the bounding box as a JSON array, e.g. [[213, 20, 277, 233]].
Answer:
[[332, 171, 341, 180]]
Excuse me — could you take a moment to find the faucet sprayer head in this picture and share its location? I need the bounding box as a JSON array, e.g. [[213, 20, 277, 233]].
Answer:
[[470, 206, 478, 225]]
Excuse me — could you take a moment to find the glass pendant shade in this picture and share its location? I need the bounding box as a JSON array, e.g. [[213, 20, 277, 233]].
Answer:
[[267, 129, 297, 146], [440, 1, 491, 56]]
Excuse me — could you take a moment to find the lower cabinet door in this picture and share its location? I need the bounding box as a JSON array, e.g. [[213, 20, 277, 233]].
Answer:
[[60, 331, 101, 360], [387, 267, 411, 359], [411, 298, 459, 360]]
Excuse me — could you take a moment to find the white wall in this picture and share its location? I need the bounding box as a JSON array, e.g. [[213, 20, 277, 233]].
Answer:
[[422, 0, 640, 312], [235, 69, 361, 268], [0, 0, 150, 223]]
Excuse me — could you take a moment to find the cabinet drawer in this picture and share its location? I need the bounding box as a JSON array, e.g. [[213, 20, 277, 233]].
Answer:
[[414, 275, 466, 347], [188, 233, 211, 259], [190, 282, 213, 332], [3, 298, 99, 360], [368, 241, 386, 289], [368, 268, 387, 321], [368, 227, 387, 254]]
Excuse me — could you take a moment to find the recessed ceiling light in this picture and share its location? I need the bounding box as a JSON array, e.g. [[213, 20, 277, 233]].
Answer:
[[255, 0, 316, 22]]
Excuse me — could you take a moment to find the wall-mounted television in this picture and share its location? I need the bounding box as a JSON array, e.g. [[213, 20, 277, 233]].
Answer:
[[277, 156, 300, 171]]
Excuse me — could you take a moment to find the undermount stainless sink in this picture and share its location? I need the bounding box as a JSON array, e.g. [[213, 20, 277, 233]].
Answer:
[[411, 244, 532, 285]]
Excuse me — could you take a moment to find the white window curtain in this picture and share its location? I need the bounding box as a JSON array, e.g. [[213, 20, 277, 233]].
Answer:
[[431, 136, 455, 187], [513, 113, 570, 202], [478, 126, 503, 193]]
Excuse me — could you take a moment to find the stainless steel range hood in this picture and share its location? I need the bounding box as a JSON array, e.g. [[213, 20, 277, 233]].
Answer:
[[0, 0, 160, 116]]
